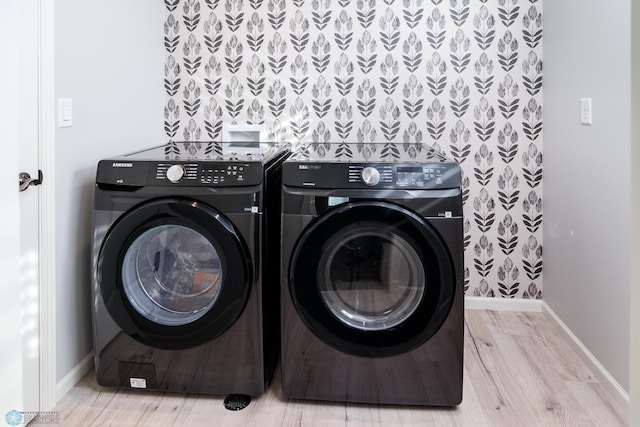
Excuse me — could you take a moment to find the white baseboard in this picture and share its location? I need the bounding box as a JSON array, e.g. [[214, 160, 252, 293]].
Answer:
[[542, 302, 630, 411], [465, 296, 543, 312], [56, 352, 94, 402]]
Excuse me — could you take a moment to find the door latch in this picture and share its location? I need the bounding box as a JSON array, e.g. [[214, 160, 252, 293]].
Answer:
[[19, 170, 43, 192]]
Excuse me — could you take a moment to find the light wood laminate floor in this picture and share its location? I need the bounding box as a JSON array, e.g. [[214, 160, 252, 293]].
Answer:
[[53, 310, 628, 426]]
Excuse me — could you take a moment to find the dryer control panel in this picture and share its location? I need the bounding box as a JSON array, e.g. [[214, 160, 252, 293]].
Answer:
[[283, 162, 460, 189]]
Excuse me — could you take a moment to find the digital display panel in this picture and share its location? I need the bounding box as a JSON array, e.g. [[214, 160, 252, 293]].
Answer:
[[397, 166, 422, 173]]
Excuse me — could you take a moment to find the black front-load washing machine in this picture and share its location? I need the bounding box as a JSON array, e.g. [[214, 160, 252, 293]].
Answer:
[[280, 143, 464, 406], [91, 142, 288, 396]]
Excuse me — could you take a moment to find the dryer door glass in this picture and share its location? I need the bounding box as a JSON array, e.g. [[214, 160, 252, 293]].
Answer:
[[289, 201, 456, 358], [317, 223, 425, 331], [121, 224, 223, 326]]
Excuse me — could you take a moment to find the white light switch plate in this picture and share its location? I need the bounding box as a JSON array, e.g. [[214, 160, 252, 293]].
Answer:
[[58, 98, 72, 128], [580, 98, 592, 125]]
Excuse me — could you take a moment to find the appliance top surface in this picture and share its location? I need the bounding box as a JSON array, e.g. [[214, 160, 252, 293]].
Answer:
[[113, 141, 286, 164], [288, 143, 456, 165]]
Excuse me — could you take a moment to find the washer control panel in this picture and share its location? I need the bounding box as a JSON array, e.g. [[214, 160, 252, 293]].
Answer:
[[95, 160, 264, 187], [154, 162, 259, 186], [199, 163, 250, 185], [164, 164, 186, 183]]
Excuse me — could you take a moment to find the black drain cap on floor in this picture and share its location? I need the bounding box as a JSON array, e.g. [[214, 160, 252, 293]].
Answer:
[[224, 394, 251, 411]]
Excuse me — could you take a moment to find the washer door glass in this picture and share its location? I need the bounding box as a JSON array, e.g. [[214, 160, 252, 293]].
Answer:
[[318, 223, 425, 331], [122, 224, 223, 326], [98, 197, 252, 350]]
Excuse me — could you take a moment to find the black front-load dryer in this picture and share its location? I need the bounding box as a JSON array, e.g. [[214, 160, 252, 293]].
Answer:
[[91, 142, 288, 396], [280, 143, 464, 406]]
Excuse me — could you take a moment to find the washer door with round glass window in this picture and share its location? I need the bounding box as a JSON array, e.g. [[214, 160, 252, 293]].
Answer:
[[289, 201, 455, 358], [97, 197, 252, 350]]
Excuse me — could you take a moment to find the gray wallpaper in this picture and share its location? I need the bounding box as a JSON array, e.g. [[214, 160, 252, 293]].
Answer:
[[163, 0, 543, 299]]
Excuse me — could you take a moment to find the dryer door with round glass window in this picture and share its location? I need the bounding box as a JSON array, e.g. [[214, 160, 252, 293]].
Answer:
[[289, 201, 455, 358], [98, 197, 252, 350]]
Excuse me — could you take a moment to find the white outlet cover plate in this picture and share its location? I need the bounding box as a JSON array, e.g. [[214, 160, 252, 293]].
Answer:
[[580, 98, 592, 125]]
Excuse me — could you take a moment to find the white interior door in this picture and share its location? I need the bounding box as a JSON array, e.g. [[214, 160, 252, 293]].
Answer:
[[17, 0, 42, 413], [1, 0, 26, 418], [1, 0, 44, 418]]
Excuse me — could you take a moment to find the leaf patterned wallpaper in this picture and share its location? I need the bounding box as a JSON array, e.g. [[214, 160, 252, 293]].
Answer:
[[163, 0, 543, 299]]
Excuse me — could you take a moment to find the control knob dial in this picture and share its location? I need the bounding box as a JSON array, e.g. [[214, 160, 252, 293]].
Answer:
[[361, 166, 380, 186], [166, 164, 185, 183]]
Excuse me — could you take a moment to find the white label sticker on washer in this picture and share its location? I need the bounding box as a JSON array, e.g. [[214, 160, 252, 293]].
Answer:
[[129, 378, 147, 388], [328, 196, 349, 206]]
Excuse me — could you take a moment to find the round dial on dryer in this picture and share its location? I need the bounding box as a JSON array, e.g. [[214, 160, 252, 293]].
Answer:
[[361, 167, 380, 186], [166, 164, 185, 183]]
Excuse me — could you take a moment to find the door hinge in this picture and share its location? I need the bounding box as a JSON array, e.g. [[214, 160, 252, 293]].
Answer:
[[19, 170, 43, 192]]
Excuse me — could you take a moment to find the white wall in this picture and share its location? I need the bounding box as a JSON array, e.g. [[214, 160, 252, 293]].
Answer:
[[544, 0, 631, 391], [54, 0, 164, 382], [630, 0, 640, 422]]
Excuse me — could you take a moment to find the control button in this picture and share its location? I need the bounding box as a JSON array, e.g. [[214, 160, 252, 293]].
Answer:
[[361, 167, 380, 186], [166, 164, 185, 183]]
